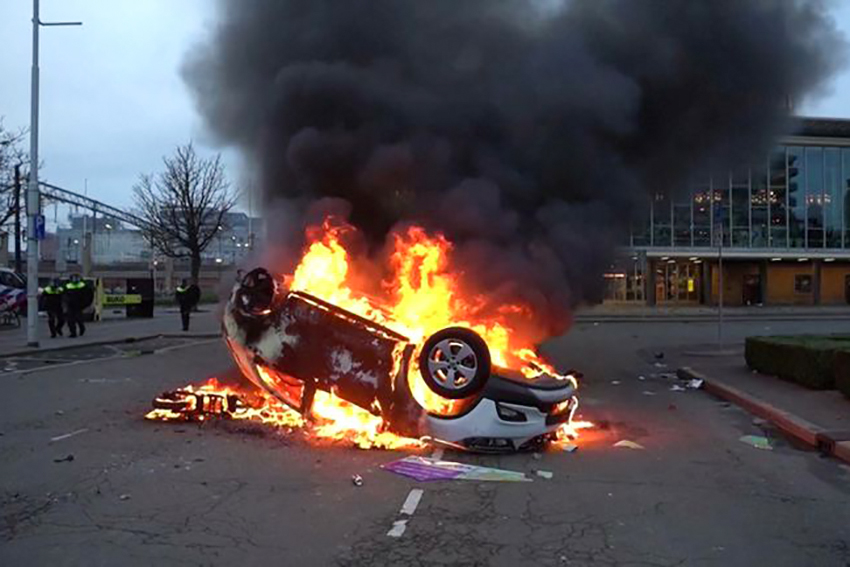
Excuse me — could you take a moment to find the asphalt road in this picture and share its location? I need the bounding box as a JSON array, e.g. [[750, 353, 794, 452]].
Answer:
[[1, 319, 849, 566]]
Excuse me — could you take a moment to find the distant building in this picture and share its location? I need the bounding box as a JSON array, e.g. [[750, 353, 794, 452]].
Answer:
[[55, 211, 263, 266], [606, 116, 850, 306]]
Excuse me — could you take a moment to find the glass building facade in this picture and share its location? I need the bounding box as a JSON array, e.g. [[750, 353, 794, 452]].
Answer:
[[630, 144, 850, 251], [608, 119, 850, 306]]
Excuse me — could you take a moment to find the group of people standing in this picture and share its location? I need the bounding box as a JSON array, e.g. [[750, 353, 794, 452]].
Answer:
[[42, 276, 204, 337], [42, 274, 94, 339]]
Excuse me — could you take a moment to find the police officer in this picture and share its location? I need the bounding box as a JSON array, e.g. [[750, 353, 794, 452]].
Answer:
[[64, 274, 92, 338], [43, 278, 65, 338], [175, 279, 200, 331]]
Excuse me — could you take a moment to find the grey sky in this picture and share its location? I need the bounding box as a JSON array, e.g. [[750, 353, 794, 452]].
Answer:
[[0, 0, 848, 216]]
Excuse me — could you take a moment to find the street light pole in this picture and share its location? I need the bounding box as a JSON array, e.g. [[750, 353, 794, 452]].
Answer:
[[26, 0, 81, 347]]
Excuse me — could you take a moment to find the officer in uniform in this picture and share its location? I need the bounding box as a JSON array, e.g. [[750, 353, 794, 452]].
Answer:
[[43, 278, 65, 338], [175, 279, 201, 331], [64, 274, 92, 338]]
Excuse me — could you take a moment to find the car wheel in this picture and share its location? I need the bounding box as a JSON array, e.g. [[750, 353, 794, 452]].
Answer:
[[419, 327, 491, 399], [238, 268, 276, 316]]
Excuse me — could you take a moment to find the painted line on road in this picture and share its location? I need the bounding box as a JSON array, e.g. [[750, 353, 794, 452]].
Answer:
[[400, 488, 424, 515], [50, 428, 89, 442], [387, 488, 425, 538], [386, 519, 408, 538]]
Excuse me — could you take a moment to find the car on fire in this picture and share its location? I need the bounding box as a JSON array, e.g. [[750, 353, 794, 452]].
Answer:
[[221, 268, 580, 452]]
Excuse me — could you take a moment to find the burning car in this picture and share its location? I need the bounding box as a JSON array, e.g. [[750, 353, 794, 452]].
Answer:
[[222, 267, 580, 452]]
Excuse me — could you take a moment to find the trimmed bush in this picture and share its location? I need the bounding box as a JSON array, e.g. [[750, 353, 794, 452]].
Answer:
[[745, 335, 850, 390], [835, 350, 850, 399]]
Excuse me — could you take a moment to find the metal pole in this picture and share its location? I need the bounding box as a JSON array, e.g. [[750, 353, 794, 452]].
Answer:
[[13, 165, 22, 273], [718, 239, 724, 350], [25, 3, 81, 347], [26, 0, 41, 347]]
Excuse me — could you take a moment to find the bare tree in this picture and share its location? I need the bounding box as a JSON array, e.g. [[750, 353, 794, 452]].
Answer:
[[0, 120, 29, 226], [133, 143, 237, 283]]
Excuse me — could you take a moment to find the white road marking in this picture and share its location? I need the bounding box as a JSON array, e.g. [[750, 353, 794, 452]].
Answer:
[[387, 488, 425, 538], [400, 488, 424, 515], [387, 519, 408, 538], [50, 428, 89, 442]]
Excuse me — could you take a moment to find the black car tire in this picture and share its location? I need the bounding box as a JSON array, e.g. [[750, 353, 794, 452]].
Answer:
[[419, 327, 491, 400], [238, 268, 276, 316]]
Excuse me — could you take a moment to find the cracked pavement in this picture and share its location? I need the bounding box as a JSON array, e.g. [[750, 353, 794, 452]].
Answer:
[[1, 319, 849, 566]]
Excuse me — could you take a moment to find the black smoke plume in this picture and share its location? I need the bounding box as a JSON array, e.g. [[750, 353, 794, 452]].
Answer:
[[184, 0, 844, 338]]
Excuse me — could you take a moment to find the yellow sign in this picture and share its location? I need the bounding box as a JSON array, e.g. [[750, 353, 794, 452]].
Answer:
[[102, 294, 142, 306], [687, 278, 695, 293]]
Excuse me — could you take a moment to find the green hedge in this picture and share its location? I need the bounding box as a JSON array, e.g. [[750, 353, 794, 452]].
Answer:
[[835, 350, 850, 399], [745, 335, 850, 390]]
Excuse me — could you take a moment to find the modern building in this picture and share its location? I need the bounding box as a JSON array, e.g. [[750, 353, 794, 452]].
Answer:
[[607, 116, 850, 306], [53, 211, 262, 266]]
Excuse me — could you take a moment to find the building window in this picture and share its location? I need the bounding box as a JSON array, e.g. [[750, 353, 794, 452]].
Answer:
[[825, 148, 842, 248], [788, 147, 806, 248], [794, 274, 812, 294], [806, 147, 824, 248]]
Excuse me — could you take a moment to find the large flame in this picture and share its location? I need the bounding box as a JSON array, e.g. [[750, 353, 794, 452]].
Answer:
[[290, 217, 555, 372], [149, 215, 589, 449]]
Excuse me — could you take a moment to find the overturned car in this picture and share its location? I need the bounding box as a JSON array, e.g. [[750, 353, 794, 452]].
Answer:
[[222, 268, 580, 452]]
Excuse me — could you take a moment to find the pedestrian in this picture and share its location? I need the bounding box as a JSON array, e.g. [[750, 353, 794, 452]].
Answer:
[[64, 274, 92, 338], [43, 278, 65, 338], [176, 278, 200, 331]]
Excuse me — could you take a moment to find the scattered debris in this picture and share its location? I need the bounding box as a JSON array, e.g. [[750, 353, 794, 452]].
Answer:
[[670, 385, 686, 392], [50, 428, 89, 443], [613, 440, 645, 450], [53, 454, 74, 463], [55, 410, 64, 416], [382, 456, 530, 482], [642, 391, 656, 396], [654, 351, 665, 360], [637, 375, 646, 381], [654, 362, 667, 368], [739, 435, 772, 451], [535, 470, 553, 479], [687, 379, 704, 390], [532, 453, 542, 460], [561, 443, 578, 453], [351, 474, 364, 487], [119, 494, 132, 501], [610, 380, 621, 385], [593, 322, 600, 326], [668, 404, 677, 411], [752, 418, 767, 427]]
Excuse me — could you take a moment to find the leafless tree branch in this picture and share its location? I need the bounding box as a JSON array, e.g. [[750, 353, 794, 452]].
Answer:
[[132, 143, 236, 282]]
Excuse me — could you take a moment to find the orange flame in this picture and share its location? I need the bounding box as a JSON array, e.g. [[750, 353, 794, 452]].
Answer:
[[145, 376, 423, 451], [150, 215, 590, 449], [289, 217, 557, 373]]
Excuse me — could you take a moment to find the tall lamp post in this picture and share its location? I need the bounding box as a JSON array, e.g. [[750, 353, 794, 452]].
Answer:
[[27, 0, 81, 346]]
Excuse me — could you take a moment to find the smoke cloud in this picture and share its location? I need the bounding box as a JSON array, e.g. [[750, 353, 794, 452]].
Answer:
[[184, 0, 845, 337]]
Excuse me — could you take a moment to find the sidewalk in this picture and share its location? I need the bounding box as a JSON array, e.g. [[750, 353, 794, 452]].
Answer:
[[577, 303, 850, 321], [0, 310, 220, 357], [676, 351, 850, 465]]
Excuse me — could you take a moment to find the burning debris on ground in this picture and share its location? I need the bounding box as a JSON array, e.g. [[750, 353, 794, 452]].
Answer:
[[147, 217, 594, 452]]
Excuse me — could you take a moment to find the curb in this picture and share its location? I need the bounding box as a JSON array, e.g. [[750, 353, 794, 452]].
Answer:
[[0, 332, 222, 359], [678, 366, 850, 465], [577, 315, 850, 323]]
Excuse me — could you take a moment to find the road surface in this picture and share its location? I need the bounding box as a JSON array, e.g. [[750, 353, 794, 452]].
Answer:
[[1, 319, 849, 566]]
